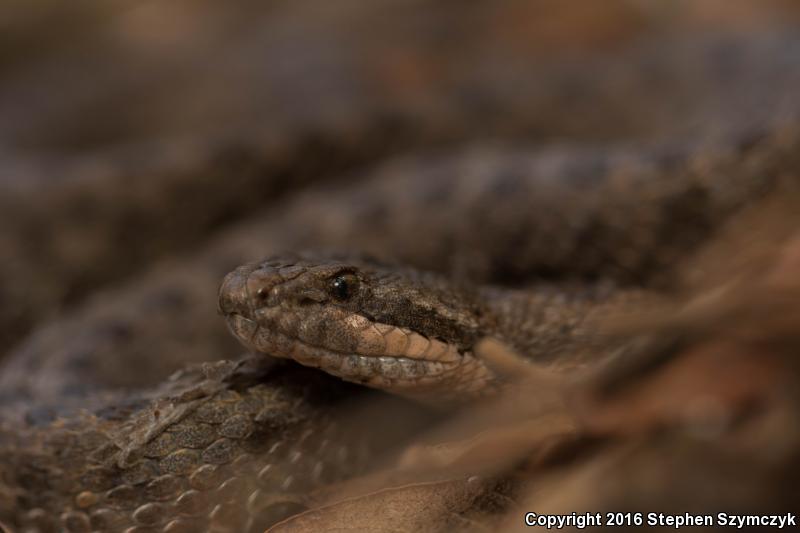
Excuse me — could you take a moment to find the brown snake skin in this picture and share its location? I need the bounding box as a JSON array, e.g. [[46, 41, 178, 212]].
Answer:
[[0, 358, 436, 532], [3, 7, 800, 532]]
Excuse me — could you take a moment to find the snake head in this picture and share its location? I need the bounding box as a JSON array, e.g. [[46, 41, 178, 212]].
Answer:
[[219, 254, 496, 404]]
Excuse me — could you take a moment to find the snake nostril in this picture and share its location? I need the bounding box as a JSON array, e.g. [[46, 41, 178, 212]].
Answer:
[[245, 265, 285, 308]]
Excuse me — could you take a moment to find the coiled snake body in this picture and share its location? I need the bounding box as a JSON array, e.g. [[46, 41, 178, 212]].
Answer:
[[3, 25, 800, 533], [1, 120, 799, 532]]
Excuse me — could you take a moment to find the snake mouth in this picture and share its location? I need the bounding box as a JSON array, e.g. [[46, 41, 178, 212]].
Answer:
[[225, 312, 260, 344], [224, 312, 460, 387], [223, 312, 491, 399]]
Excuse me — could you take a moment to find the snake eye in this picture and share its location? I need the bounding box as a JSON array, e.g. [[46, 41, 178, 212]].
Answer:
[[330, 273, 358, 301]]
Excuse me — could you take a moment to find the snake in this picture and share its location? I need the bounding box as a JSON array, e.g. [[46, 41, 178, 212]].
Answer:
[[2, 119, 799, 533], [219, 255, 641, 406], [3, 12, 800, 532]]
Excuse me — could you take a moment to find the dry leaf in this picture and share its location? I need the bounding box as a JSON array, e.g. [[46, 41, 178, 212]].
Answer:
[[271, 477, 514, 533]]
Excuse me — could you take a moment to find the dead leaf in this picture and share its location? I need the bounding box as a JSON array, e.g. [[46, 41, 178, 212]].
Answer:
[[270, 477, 513, 533]]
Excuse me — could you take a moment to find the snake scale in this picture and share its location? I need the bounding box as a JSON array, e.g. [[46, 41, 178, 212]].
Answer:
[[3, 5, 800, 532]]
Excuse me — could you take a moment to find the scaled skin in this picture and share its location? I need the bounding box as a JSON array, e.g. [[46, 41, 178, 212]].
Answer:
[[0, 357, 436, 531]]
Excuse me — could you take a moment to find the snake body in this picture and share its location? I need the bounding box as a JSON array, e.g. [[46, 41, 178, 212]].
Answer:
[[0, 355, 435, 532], [1, 121, 798, 531]]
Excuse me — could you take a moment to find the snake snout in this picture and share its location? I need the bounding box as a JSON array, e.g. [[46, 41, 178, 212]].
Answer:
[[218, 265, 255, 317]]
